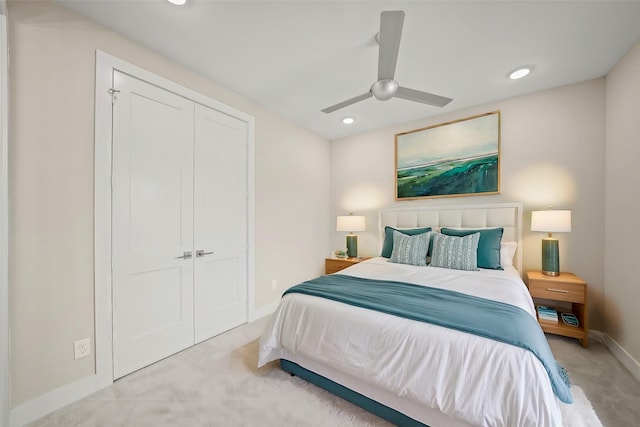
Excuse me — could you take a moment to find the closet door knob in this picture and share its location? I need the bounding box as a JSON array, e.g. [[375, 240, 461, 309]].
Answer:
[[196, 250, 214, 257], [176, 251, 192, 259]]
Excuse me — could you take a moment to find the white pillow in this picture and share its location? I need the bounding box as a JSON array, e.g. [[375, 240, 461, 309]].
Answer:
[[500, 241, 517, 268]]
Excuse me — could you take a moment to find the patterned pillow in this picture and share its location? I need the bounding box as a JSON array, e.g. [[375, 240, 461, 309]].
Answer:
[[430, 232, 480, 271], [389, 230, 431, 267], [441, 227, 504, 270], [380, 226, 432, 258]]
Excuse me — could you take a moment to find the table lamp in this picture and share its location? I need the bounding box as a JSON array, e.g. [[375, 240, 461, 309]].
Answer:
[[336, 214, 366, 258], [531, 209, 571, 276]]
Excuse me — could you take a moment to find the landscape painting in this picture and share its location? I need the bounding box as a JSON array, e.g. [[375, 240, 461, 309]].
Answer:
[[395, 111, 500, 200]]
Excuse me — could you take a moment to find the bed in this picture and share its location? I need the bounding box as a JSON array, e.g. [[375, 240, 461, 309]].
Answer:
[[258, 203, 571, 427]]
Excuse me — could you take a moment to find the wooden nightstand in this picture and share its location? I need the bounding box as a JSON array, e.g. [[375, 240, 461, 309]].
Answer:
[[525, 271, 588, 347], [325, 257, 369, 274]]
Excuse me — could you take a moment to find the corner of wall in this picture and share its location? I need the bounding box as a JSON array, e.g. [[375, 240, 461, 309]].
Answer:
[[1, 12, 10, 427], [604, 334, 640, 384], [603, 38, 640, 368]]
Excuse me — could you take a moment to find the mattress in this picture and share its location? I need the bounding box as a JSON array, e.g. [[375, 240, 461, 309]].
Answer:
[[258, 257, 563, 426]]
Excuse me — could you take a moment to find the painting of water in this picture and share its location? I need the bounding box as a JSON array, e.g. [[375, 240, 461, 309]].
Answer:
[[395, 111, 500, 199]]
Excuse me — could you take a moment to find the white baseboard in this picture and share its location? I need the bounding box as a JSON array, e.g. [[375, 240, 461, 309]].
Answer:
[[9, 303, 279, 427], [10, 374, 101, 427], [588, 329, 606, 345], [10, 323, 636, 427], [249, 301, 279, 322], [604, 334, 640, 383]]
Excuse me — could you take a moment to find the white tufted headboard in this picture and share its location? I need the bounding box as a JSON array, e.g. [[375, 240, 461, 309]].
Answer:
[[379, 202, 523, 273]]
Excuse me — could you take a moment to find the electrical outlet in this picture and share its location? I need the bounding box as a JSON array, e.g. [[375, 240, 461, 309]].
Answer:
[[74, 337, 91, 360], [271, 279, 277, 290]]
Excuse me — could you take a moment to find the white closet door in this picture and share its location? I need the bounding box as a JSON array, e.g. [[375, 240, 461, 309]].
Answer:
[[112, 71, 195, 378], [193, 104, 248, 343]]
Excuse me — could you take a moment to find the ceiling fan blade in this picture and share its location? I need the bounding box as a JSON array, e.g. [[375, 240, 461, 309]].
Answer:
[[395, 86, 453, 108], [378, 11, 405, 81], [321, 92, 373, 114]]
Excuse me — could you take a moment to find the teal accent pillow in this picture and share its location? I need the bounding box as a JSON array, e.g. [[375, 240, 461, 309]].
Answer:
[[430, 232, 480, 271], [441, 227, 504, 270], [381, 226, 432, 258], [389, 230, 431, 267]]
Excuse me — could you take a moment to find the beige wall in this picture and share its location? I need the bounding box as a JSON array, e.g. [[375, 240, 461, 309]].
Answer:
[[330, 79, 606, 331], [604, 40, 640, 363], [10, 0, 638, 412], [8, 0, 330, 406]]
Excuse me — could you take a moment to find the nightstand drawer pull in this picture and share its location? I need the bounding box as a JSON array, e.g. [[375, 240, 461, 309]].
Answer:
[[546, 288, 569, 293]]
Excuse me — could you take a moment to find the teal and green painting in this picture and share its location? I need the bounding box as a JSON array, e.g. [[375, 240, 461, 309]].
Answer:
[[395, 112, 500, 199]]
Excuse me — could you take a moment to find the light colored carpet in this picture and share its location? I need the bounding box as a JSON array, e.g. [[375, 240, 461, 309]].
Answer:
[[29, 317, 602, 427]]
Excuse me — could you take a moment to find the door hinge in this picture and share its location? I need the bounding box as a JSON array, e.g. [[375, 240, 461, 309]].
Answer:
[[108, 88, 120, 104]]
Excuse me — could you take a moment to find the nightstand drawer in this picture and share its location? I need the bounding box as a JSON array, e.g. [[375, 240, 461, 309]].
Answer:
[[529, 279, 585, 303], [325, 259, 353, 274], [325, 257, 370, 274]]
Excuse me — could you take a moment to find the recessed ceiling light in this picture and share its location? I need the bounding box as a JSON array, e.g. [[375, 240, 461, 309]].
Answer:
[[509, 68, 531, 80], [167, 0, 187, 5], [342, 117, 355, 125]]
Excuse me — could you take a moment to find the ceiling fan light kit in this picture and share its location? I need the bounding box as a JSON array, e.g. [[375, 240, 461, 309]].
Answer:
[[322, 10, 453, 114]]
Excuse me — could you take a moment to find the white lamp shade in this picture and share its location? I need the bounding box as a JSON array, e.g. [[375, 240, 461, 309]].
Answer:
[[531, 210, 571, 233], [336, 215, 366, 232]]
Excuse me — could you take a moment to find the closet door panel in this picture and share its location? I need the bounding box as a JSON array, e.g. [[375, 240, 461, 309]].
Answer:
[[112, 71, 195, 378], [194, 104, 248, 343]]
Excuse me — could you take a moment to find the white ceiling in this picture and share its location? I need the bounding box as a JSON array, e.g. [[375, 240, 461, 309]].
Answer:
[[56, 0, 640, 140]]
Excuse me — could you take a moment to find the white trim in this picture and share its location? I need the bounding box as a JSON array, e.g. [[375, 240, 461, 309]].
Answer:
[[1, 14, 10, 427], [249, 301, 279, 322], [5, 303, 301, 427], [10, 375, 98, 427], [94, 50, 256, 388], [587, 329, 606, 345], [93, 50, 115, 391], [246, 109, 257, 325], [604, 334, 640, 383]]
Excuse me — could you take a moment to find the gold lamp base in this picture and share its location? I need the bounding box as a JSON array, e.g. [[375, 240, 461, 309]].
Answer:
[[542, 270, 560, 277]]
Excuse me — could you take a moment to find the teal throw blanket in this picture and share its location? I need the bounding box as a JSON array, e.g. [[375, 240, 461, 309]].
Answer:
[[284, 274, 573, 404]]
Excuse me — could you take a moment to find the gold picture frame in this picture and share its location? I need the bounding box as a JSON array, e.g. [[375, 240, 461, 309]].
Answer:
[[395, 111, 500, 200]]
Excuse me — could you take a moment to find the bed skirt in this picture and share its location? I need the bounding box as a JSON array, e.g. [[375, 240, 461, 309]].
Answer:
[[280, 359, 426, 427]]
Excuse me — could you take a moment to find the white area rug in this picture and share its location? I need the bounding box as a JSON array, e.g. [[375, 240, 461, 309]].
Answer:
[[30, 319, 603, 427], [560, 386, 603, 427]]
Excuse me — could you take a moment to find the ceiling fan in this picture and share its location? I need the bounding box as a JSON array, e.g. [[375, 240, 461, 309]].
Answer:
[[321, 10, 453, 114]]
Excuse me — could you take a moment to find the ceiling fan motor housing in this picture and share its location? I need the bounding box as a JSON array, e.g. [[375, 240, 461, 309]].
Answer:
[[371, 79, 399, 101]]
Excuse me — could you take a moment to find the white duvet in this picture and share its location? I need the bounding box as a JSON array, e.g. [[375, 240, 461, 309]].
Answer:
[[258, 258, 563, 427]]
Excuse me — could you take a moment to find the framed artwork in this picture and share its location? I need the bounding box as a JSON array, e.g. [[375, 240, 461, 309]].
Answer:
[[395, 111, 500, 200]]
